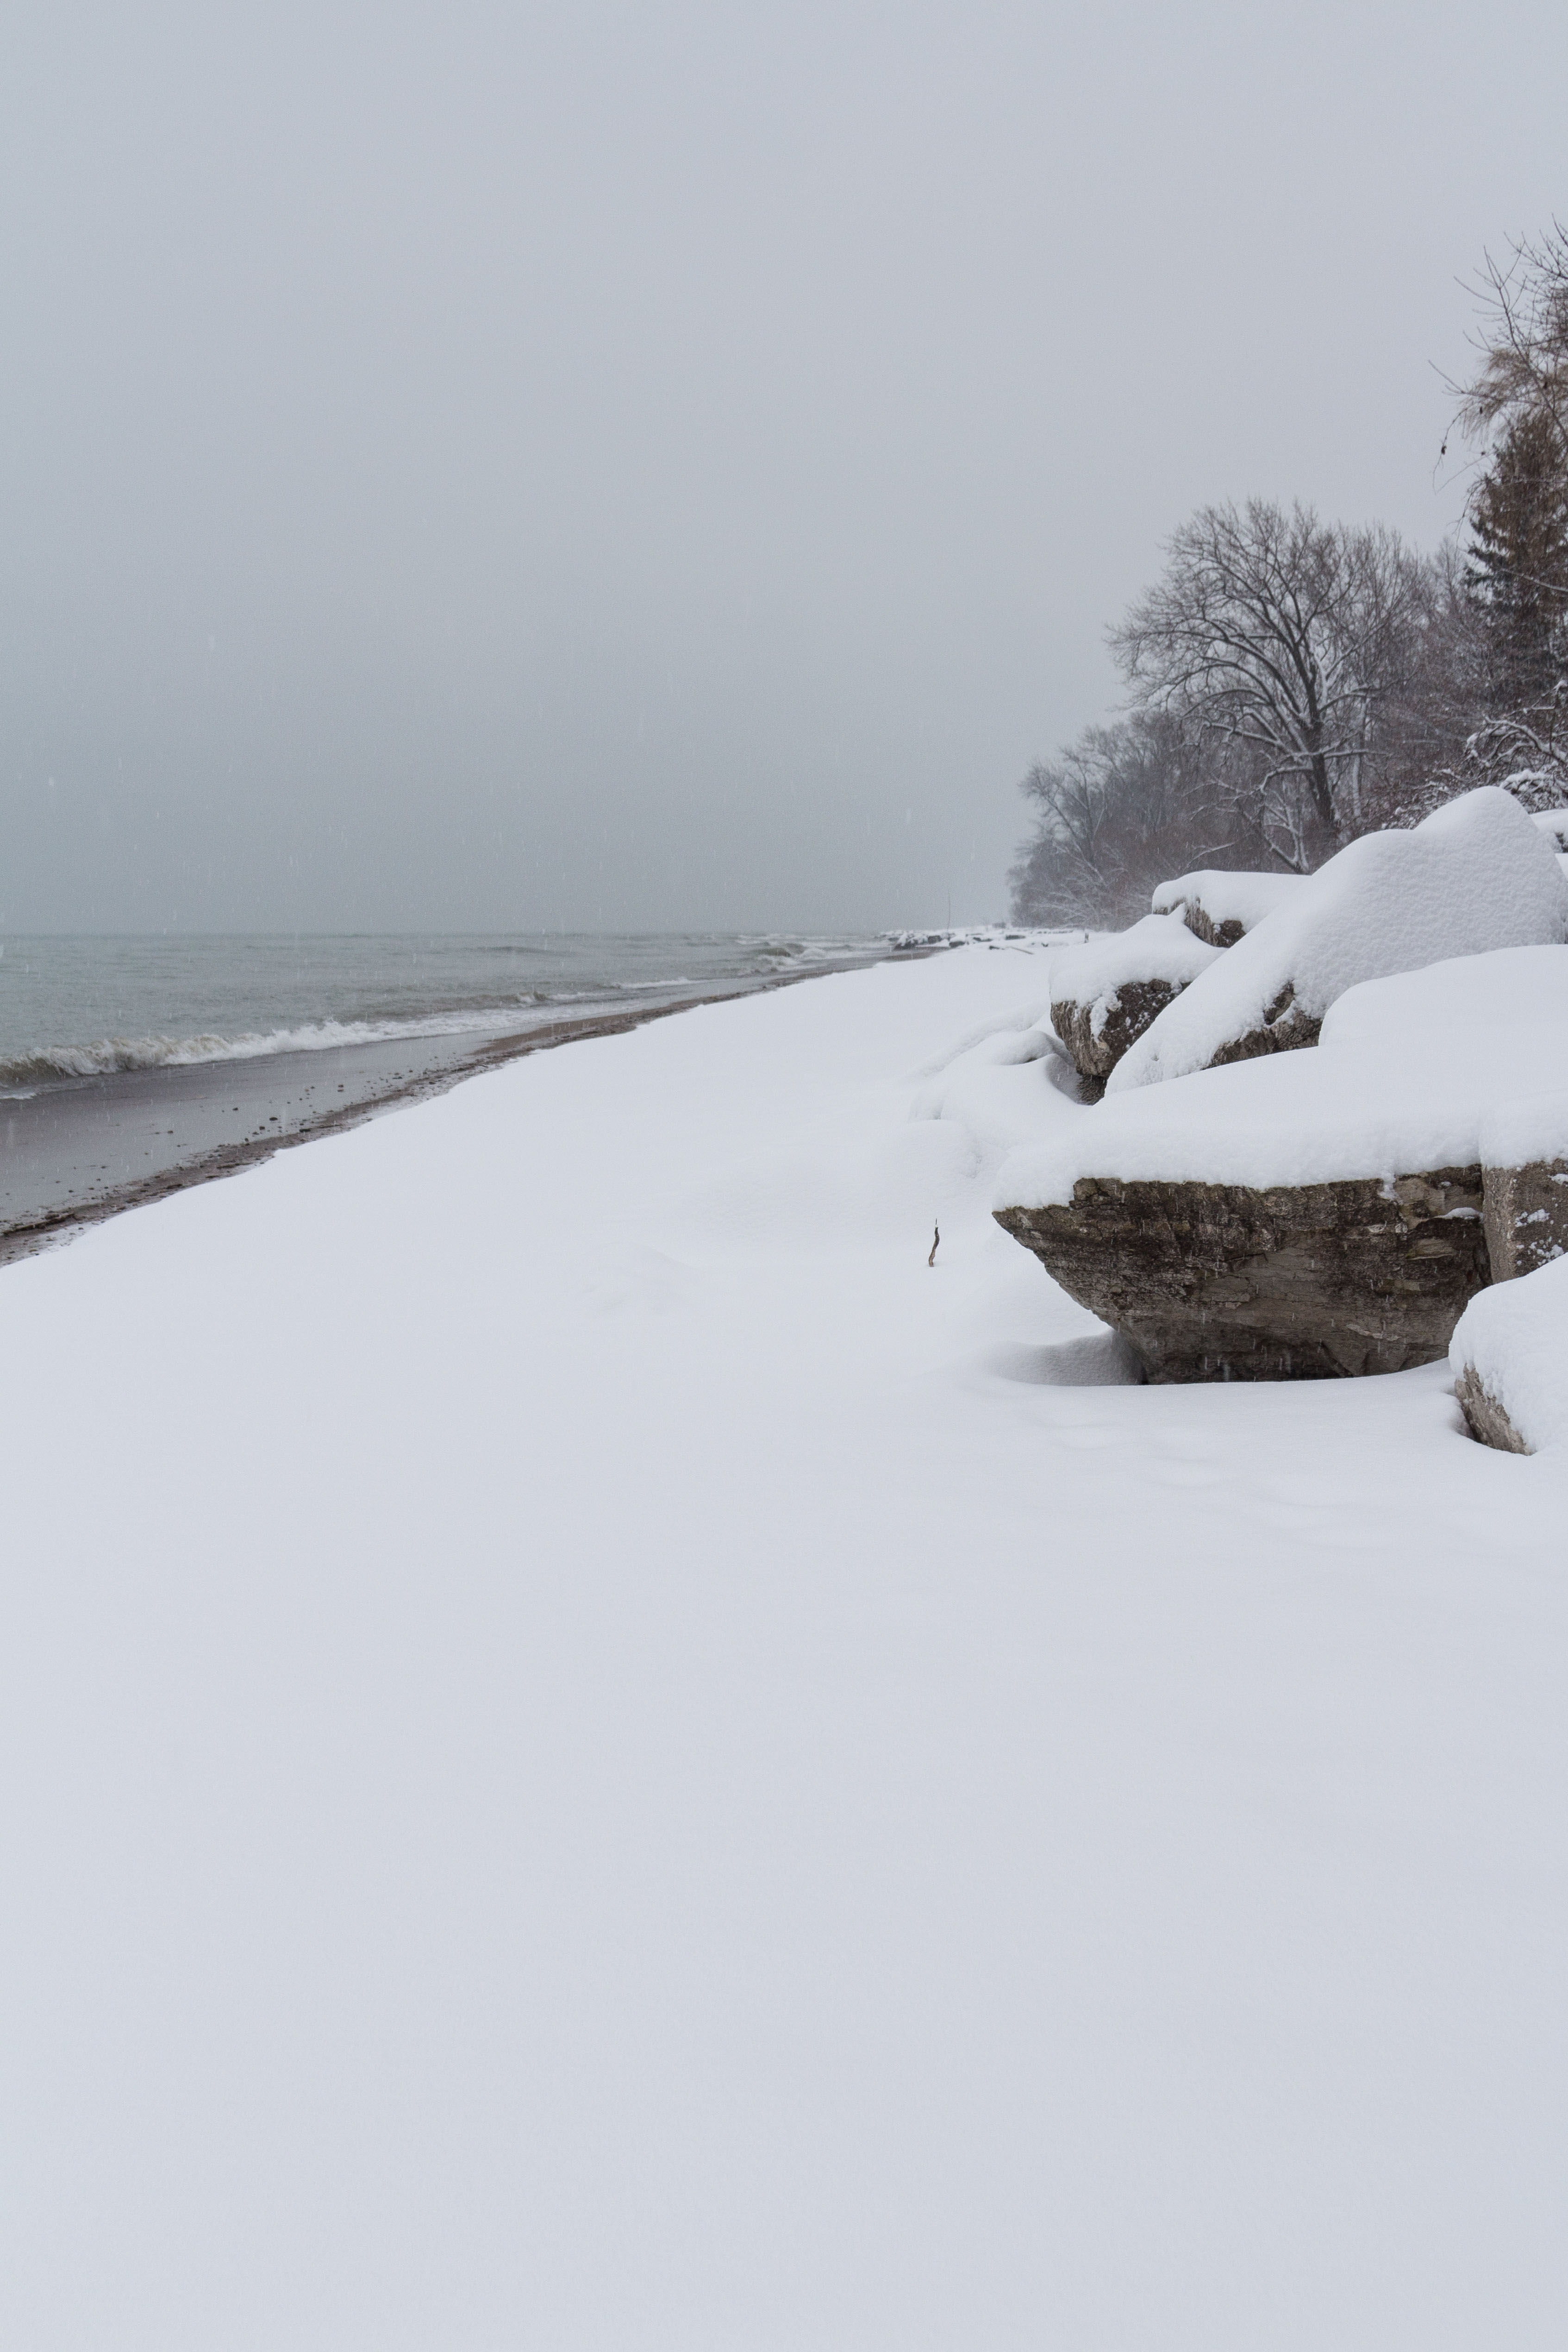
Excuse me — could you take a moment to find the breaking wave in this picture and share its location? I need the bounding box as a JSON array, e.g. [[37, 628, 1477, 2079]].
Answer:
[[0, 1008, 562, 1091], [0, 934, 884, 1097]]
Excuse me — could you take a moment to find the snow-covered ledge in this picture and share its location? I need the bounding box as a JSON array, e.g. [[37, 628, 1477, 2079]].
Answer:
[[994, 946, 1568, 1383]]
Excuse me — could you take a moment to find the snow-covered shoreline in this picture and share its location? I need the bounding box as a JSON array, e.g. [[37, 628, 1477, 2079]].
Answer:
[[3, 944, 1564, 2346], [0, 945, 950, 1266]]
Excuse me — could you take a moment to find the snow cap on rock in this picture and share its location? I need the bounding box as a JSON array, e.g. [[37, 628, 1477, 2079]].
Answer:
[[1479, 1088, 1568, 1173], [995, 941, 1568, 1208], [1047, 913, 1225, 1085], [1149, 868, 1306, 945], [1048, 913, 1220, 1038], [1108, 788, 1568, 1094]]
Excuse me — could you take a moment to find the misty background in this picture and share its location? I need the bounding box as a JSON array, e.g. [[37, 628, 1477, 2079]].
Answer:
[[1, 0, 1564, 935]]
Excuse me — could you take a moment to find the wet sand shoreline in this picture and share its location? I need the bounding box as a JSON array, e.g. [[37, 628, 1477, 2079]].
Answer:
[[0, 956, 928, 1269]]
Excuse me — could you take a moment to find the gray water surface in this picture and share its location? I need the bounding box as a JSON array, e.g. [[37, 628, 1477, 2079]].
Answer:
[[0, 932, 876, 1091]]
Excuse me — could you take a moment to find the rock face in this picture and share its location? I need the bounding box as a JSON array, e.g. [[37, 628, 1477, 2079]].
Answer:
[[1481, 1156, 1568, 1282], [1050, 979, 1181, 1101], [1478, 1095, 1568, 1285], [1453, 1361, 1531, 1452], [995, 1168, 1490, 1382], [1205, 981, 1322, 1065], [1046, 913, 1221, 1097], [1184, 908, 1247, 950]]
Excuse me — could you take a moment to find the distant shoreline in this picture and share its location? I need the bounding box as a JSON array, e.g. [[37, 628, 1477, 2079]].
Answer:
[[0, 948, 940, 1270]]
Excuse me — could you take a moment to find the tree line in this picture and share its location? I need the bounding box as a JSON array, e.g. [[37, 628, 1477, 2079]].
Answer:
[[1011, 225, 1568, 927]]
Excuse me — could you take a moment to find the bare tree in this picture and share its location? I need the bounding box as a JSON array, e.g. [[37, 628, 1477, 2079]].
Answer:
[[1108, 501, 1431, 869], [1007, 237, 1568, 923], [1460, 683, 1568, 804], [1450, 221, 1568, 453], [1008, 712, 1255, 927], [1358, 540, 1493, 826]]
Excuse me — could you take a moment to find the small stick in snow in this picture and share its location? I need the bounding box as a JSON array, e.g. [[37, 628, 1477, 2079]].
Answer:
[[928, 1223, 940, 1267]]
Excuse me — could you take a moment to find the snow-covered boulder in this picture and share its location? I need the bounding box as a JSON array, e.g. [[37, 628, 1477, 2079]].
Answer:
[[1149, 868, 1307, 948], [1451, 1256, 1568, 1453], [1047, 914, 1220, 1096], [994, 943, 1568, 1381], [1107, 789, 1568, 1095], [1014, 945, 1568, 1203], [1478, 1091, 1568, 1283]]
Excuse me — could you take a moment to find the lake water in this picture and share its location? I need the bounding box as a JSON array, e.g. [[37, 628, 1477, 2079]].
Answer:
[[0, 932, 881, 1093]]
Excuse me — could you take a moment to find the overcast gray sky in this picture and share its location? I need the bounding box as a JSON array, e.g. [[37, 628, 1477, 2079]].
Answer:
[[1, 0, 1564, 934]]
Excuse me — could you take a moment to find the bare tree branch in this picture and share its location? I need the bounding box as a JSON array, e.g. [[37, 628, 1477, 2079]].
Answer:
[[1107, 501, 1430, 864], [1448, 222, 1568, 454]]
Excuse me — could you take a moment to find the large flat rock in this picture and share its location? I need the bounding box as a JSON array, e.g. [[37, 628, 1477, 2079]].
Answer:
[[996, 1168, 1490, 1381]]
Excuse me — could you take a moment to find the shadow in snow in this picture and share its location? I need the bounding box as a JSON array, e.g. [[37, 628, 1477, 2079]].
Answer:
[[986, 1330, 1145, 1387]]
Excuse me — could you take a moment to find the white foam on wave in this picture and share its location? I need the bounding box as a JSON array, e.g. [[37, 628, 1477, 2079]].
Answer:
[[0, 937, 883, 1093], [748, 936, 860, 966], [0, 1007, 568, 1089]]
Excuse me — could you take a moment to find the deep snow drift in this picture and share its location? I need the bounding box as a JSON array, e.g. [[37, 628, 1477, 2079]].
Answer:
[[1, 942, 1564, 2350]]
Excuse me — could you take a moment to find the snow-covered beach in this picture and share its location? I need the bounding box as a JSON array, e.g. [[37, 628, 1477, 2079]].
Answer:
[[0, 932, 891, 1261], [3, 940, 1563, 2347], [0, 992, 776, 1264]]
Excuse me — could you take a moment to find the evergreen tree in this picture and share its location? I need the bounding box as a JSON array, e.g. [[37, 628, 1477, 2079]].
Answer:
[[1464, 410, 1568, 706]]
